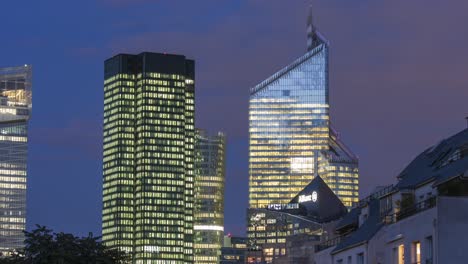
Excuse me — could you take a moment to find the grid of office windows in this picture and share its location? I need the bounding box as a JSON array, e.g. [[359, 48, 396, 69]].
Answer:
[[184, 73, 195, 263], [102, 71, 135, 254], [247, 209, 321, 263], [0, 65, 32, 255], [318, 130, 359, 208], [102, 53, 195, 263], [248, 28, 359, 211], [249, 41, 330, 209], [194, 130, 225, 264]]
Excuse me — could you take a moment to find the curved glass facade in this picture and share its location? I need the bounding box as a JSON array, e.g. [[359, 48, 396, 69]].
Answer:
[[0, 65, 32, 254], [194, 130, 225, 264]]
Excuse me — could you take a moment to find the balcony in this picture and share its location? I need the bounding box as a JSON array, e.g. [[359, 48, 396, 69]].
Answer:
[[384, 196, 436, 224], [314, 236, 342, 252]]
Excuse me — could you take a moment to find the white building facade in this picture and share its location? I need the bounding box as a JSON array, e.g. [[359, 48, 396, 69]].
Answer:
[[315, 128, 468, 264]]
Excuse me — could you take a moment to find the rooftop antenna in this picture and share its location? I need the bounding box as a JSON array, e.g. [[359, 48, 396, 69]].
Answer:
[[307, 4, 315, 51], [307, 4, 315, 32], [307, 4, 318, 51]]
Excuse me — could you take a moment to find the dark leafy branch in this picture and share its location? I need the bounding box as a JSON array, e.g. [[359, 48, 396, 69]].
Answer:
[[0, 225, 130, 264]]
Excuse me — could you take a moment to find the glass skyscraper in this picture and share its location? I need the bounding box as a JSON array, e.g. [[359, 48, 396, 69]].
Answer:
[[248, 10, 358, 210], [194, 129, 225, 264], [102, 52, 195, 263], [0, 65, 32, 254]]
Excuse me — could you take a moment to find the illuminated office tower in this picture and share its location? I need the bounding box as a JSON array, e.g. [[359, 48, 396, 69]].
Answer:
[[248, 9, 359, 210], [0, 65, 32, 254], [102, 52, 195, 263], [193, 129, 225, 264]]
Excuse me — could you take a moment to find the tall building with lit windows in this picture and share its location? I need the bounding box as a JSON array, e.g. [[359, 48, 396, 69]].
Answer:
[[248, 6, 358, 234], [102, 52, 195, 263], [247, 8, 358, 262], [0, 65, 32, 254], [194, 129, 225, 264]]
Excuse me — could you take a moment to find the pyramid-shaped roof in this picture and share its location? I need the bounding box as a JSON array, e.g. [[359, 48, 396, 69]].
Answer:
[[290, 175, 348, 223]]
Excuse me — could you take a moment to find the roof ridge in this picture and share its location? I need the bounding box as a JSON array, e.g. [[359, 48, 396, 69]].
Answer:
[[250, 43, 326, 96]]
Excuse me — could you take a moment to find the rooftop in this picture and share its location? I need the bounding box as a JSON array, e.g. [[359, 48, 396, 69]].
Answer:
[[397, 128, 468, 189]]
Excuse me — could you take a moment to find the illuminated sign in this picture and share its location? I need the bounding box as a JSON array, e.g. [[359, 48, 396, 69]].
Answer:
[[267, 203, 299, 211], [312, 191, 318, 202], [268, 204, 283, 210], [298, 194, 312, 203], [298, 191, 318, 203]]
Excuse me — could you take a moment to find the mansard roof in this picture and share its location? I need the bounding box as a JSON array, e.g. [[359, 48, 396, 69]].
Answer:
[[397, 128, 468, 189], [332, 199, 383, 254]]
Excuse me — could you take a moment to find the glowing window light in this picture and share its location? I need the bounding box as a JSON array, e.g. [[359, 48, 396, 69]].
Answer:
[[193, 225, 224, 231]]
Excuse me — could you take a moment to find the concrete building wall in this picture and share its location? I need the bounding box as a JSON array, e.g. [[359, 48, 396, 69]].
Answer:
[[332, 244, 366, 264], [314, 247, 333, 264], [366, 225, 387, 264], [414, 183, 435, 203], [383, 207, 436, 264], [437, 196, 468, 263]]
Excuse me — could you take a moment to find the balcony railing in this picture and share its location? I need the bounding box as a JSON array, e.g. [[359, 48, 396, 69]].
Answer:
[[353, 184, 395, 208], [314, 236, 342, 252], [384, 196, 436, 224]]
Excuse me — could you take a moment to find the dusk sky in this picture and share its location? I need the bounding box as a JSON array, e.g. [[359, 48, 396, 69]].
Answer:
[[1, 0, 467, 236]]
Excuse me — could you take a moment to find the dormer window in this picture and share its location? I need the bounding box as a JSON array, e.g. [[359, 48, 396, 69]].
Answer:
[[440, 149, 461, 168]]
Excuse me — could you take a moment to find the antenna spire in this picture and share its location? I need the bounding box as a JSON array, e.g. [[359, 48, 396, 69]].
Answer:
[[307, 4, 321, 51]]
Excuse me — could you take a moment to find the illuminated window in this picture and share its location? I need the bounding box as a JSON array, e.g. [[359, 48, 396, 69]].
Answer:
[[412, 241, 421, 264], [395, 244, 404, 264], [102, 53, 195, 262]]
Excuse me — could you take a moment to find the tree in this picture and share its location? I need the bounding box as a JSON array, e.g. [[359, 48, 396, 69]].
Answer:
[[0, 225, 130, 264]]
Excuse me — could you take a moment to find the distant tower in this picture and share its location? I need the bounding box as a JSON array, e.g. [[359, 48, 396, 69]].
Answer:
[[102, 53, 195, 263], [247, 6, 359, 262], [0, 65, 32, 254], [194, 129, 226, 264]]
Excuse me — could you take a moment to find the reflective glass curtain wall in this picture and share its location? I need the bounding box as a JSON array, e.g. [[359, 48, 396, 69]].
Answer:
[[0, 65, 32, 254], [248, 13, 359, 212], [249, 42, 330, 209], [194, 130, 225, 264], [247, 13, 359, 262], [102, 53, 195, 264]]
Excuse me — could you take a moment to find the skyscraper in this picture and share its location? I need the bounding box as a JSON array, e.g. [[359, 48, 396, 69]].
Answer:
[[248, 9, 358, 210], [194, 129, 226, 264], [102, 52, 195, 263], [0, 65, 32, 254]]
